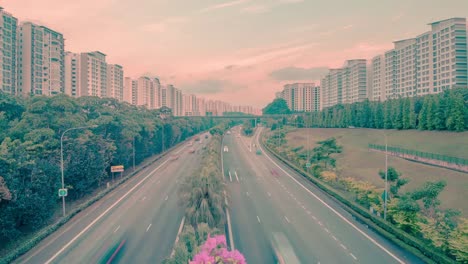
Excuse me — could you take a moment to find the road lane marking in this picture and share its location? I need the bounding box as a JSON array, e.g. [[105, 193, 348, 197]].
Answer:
[[324, 228, 330, 233], [350, 253, 357, 260], [267, 192, 271, 197], [157, 180, 160, 184], [235, 171, 239, 182], [170, 217, 186, 257], [142, 196, 146, 201], [257, 216, 261, 223], [284, 216, 291, 223], [318, 221, 323, 226], [259, 137, 406, 264], [229, 171, 232, 182], [165, 195, 168, 201], [340, 244, 347, 250], [146, 224, 152, 232], [312, 216, 317, 220], [246, 192, 249, 196], [221, 136, 235, 250], [113, 226, 120, 233], [332, 235, 338, 241], [43, 157, 172, 264], [306, 210, 311, 215]]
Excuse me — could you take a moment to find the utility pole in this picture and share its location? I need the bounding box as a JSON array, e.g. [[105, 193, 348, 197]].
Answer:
[[133, 136, 136, 171]]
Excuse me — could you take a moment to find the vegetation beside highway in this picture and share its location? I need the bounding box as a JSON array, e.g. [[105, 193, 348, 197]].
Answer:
[[263, 126, 467, 263], [0, 92, 218, 259]]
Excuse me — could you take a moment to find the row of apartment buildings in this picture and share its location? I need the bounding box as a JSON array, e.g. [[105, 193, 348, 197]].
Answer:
[[277, 18, 467, 112], [321, 17, 467, 109], [0, 7, 259, 116]]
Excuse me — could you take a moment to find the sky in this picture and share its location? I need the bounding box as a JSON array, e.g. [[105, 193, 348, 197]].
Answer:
[[1, 0, 468, 107]]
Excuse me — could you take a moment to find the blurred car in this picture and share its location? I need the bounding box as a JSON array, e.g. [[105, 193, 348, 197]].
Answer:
[[223, 146, 229, 152], [170, 155, 179, 161], [188, 148, 195, 153], [271, 232, 300, 264]]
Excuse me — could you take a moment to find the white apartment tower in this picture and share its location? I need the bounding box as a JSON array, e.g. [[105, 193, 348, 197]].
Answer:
[[277, 83, 320, 112], [369, 55, 386, 101], [80, 51, 107, 97], [123, 77, 136, 104], [0, 7, 18, 95], [107, 64, 124, 101], [18, 22, 65, 96], [342, 59, 367, 104], [64, 52, 80, 97], [370, 17, 468, 101]]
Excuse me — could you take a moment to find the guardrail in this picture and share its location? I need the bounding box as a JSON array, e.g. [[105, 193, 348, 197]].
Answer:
[[369, 144, 468, 173], [261, 134, 455, 264]]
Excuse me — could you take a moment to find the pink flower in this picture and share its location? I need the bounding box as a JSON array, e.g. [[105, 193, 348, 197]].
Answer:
[[190, 235, 246, 264]]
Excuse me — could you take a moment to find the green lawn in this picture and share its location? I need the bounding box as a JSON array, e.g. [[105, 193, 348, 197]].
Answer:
[[285, 128, 468, 216]]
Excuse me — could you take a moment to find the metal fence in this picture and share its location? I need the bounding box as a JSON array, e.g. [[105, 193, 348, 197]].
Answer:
[[368, 144, 468, 166]]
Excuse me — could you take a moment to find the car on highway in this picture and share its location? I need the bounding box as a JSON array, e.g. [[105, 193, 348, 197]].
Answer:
[[271, 232, 300, 264], [227, 131, 231, 135], [188, 147, 195, 153], [205, 134, 209, 139], [256, 149, 262, 155], [170, 155, 179, 160], [223, 146, 229, 152], [187, 142, 193, 146]]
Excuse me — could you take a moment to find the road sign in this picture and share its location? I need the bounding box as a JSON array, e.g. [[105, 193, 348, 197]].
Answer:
[[58, 188, 68, 197], [306, 162, 311, 168], [111, 165, 124, 172]]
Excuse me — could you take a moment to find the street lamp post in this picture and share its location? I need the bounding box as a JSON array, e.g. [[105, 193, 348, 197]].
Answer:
[[60, 125, 97, 217], [383, 133, 388, 221]]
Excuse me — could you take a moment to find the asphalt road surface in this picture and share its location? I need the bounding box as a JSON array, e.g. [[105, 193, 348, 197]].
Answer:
[[15, 136, 208, 264], [222, 127, 423, 264]]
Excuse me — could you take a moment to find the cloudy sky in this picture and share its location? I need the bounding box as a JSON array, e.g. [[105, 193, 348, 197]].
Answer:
[[2, 0, 468, 107]]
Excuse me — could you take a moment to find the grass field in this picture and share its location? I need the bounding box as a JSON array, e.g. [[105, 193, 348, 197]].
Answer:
[[285, 128, 468, 216]]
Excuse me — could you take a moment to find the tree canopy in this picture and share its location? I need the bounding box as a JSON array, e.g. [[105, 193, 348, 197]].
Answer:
[[262, 98, 291, 115]]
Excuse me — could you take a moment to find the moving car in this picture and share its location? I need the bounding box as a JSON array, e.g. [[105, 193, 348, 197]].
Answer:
[[223, 146, 229, 152], [271, 232, 300, 264], [256, 149, 262, 155], [188, 148, 195, 153]]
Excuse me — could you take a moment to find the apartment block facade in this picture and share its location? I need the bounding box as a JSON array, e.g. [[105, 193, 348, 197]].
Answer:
[[64, 52, 80, 97], [79, 51, 107, 97], [0, 8, 18, 95], [369, 17, 468, 101], [107, 64, 124, 101], [18, 22, 64, 96], [276, 83, 320, 112]]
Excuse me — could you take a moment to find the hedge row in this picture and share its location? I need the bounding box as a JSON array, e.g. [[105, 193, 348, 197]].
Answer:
[[261, 136, 456, 264], [0, 140, 183, 264]]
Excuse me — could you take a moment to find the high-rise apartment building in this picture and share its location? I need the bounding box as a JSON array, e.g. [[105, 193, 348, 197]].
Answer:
[[18, 22, 64, 96], [0, 7, 18, 95], [320, 60, 367, 108], [370, 17, 468, 101], [64, 52, 80, 97], [107, 64, 124, 101], [276, 83, 320, 112], [123, 77, 136, 104], [80, 51, 107, 97], [369, 55, 385, 101]]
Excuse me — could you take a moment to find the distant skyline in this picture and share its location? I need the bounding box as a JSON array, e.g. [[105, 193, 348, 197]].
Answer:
[[2, 0, 468, 107]]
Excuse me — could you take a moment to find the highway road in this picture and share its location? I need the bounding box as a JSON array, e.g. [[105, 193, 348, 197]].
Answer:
[[15, 135, 208, 264], [223, 127, 423, 264]]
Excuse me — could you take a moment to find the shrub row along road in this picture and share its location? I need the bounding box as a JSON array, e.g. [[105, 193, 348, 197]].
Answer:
[[223, 127, 424, 264], [15, 136, 208, 264]]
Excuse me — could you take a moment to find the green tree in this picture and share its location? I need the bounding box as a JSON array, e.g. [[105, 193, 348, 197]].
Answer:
[[378, 167, 409, 198], [411, 180, 447, 218], [262, 98, 291, 115]]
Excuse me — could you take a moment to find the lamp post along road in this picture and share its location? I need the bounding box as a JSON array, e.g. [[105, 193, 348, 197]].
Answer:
[[384, 133, 388, 221], [60, 125, 97, 217]]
